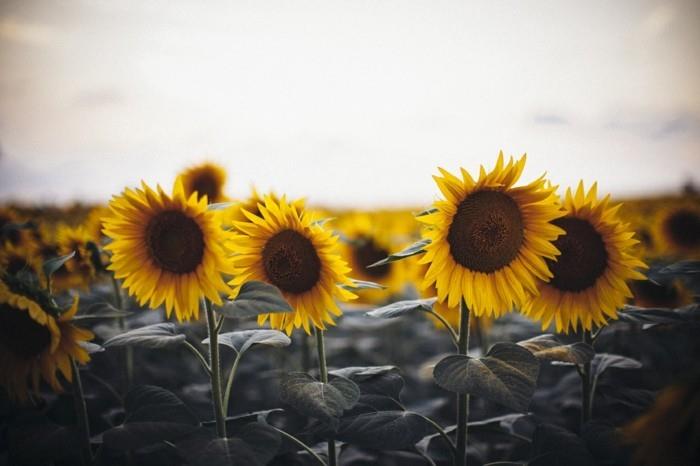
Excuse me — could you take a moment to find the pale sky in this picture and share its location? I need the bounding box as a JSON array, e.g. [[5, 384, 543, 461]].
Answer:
[[1, 0, 699, 207]]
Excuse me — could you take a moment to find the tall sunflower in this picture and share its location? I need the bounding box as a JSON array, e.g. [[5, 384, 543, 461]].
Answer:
[[228, 195, 356, 334], [654, 201, 700, 258], [102, 180, 233, 322], [0, 275, 93, 401], [419, 152, 564, 318], [523, 182, 647, 333], [178, 162, 228, 204]]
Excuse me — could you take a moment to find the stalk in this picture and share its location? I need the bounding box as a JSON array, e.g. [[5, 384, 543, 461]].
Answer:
[[71, 359, 93, 466], [455, 298, 471, 466], [314, 329, 336, 466], [580, 329, 593, 428], [111, 276, 133, 390], [204, 298, 227, 438]]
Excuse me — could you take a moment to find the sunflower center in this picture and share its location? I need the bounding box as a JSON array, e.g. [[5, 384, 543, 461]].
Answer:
[[262, 229, 321, 294], [353, 237, 390, 279], [192, 173, 219, 202], [447, 190, 524, 273], [0, 304, 51, 359], [547, 217, 608, 292], [145, 210, 205, 274], [631, 280, 680, 308], [664, 209, 700, 249]]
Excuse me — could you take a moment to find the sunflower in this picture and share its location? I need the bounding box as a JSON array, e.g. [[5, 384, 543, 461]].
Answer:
[[336, 211, 408, 304], [56, 225, 98, 290], [0, 207, 35, 249], [102, 179, 233, 322], [0, 243, 43, 280], [0, 274, 93, 401], [178, 162, 229, 204], [418, 152, 564, 318], [523, 182, 647, 333], [653, 200, 700, 258], [631, 278, 692, 309], [228, 195, 356, 334], [221, 187, 306, 231]]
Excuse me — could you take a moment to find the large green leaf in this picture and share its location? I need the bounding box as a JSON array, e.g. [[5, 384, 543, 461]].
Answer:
[[203, 329, 291, 354], [177, 423, 281, 466], [103, 323, 186, 349], [279, 372, 360, 427], [518, 334, 594, 365], [433, 343, 540, 412], [216, 281, 292, 319], [73, 301, 132, 321], [330, 366, 404, 399], [617, 304, 700, 325], [42, 251, 75, 279], [367, 239, 431, 268], [336, 410, 433, 450], [339, 279, 386, 291], [366, 298, 436, 319]]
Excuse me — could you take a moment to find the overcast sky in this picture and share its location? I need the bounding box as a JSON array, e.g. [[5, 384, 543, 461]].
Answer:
[[1, 0, 699, 207]]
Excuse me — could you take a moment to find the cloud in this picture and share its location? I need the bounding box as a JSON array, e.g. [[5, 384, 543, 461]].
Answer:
[[0, 16, 54, 46], [532, 113, 569, 126], [72, 88, 126, 108]]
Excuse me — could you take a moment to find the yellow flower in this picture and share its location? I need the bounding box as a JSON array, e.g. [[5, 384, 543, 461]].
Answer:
[[178, 162, 229, 204], [0, 276, 93, 401], [419, 152, 564, 318], [523, 182, 647, 332], [56, 224, 97, 290], [102, 180, 233, 321], [228, 195, 356, 334], [0, 243, 43, 280], [653, 200, 700, 258]]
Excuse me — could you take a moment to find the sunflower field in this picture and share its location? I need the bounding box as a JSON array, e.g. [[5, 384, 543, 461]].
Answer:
[[1, 155, 699, 466]]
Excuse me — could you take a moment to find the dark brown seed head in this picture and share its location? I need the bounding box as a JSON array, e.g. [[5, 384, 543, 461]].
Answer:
[[0, 304, 52, 359], [146, 210, 205, 274], [263, 229, 321, 294], [353, 237, 390, 279], [190, 172, 221, 202], [663, 209, 700, 250]]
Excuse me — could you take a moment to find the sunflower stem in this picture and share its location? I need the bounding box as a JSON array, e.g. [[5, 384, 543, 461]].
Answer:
[[204, 298, 227, 438], [183, 340, 212, 376], [111, 276, 133, 391], [456, 298, 471, 466], [314, 328, 336, 466], [71, 358, 93, 466], [580, 329, 594, 429], [223, 349, 242, 416]]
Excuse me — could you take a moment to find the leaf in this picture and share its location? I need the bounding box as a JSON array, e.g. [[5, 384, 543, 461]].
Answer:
[[330, 366, 404, 399], [340, 279, 386, 291], [203, 329, 291, 354], [366, 298, 437, 319], [279, 372, 360, 427], [312, 217, 335, 227], [43, 251, 75, 278], [617, 304, 700, 325], [415, 207, 438, 217], [103, 323, 186, 349], [79, 341, 104, 354], [590, 353, 642, 388], [73, 301, 132, 321], [336, 411, 433, 450], [367, 239, 431, 268], [207, 202, 236, 211], [177, 423, 281, 466], [433, 343, 540, 412], [530, 424, 595, 466], [518, 334, 595, 365], [103, 385, 200, 450], [657, 260, 700, 276], [216, 281, 292, 319]]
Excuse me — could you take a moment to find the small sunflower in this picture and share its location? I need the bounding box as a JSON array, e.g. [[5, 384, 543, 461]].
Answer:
[[228, 195, 356, 334], [631, 278, 692, 309], [56, 225, 98, 290], [102, 180, 233, 321], [654, 201, 700, 258], [419, 152, 564, 318], [178, 162, 228, 204], [0, 275, 93, 401], [0, 243, 43, 279], [523, 182, 647, 333]]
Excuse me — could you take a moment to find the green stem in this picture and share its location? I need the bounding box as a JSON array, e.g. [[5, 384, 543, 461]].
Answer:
[[223, 350, 242, 416], [455, 298, 471, 466], [268, 425, 327, 466], [204, 299, 227, 438], [314, 329, 336, 466], [427, 309, 459, 348], [580, 329, 593, 429], [111, 276, 133, 390], [71, 358, 93, 466], [183, 341, 212, 376]]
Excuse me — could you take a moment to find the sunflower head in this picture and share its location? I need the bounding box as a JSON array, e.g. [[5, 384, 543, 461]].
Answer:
[[103, 179, 233, 322], [228, 195, 356, 334], [56, 225, 98, 290], [631, 278, 692, 309], [178, 162, 228, 204], [418, 152, 564, 318], [0, 274, 93, 401], [654, 201, 700, 258], [523, 182, 648, 333], [0, 243, 43, 282]]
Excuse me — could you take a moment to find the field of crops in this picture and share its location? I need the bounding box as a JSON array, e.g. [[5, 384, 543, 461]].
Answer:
[[1, 157, 699, 466]]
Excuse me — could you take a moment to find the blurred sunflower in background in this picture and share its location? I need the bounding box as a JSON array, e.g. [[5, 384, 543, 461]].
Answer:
[[103, 179, 233, 321], [0, 207, 35, 249], [631, 278, 693, 309], [0, 243, 43, 280], [229, 195, 356, 334], [419, 152, 563, 318], [523, 182, 647, 333], [653, 201, 700, 258], [336, 211, 408, 304], [56, 225, 98, 290], [178, 162, 229, 204], [0, 274, 93, 401]]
